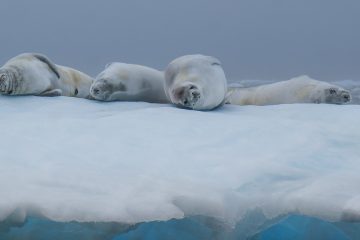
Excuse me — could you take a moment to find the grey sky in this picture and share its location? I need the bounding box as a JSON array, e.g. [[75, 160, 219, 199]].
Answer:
[[1, 0, 359, 81]]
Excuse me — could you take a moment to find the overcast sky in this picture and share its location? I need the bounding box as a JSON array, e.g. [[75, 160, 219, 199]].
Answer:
[[0, 0, 359, 81]]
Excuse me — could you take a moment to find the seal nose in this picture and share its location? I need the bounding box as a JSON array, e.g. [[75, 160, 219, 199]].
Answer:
[[191, 90, 200, 99], [92, 87, 100, 95]]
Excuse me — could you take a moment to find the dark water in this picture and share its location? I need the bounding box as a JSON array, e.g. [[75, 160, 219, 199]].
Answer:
[[1, 210, 359, 240]]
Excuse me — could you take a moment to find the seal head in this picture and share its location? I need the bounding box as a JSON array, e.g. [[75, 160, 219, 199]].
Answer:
[[90, 78, 127, 101], [164, 54, 228, 110], [323, 87, 351, 104], [0, 68, 20, 95], [171, 83, 203, 109]]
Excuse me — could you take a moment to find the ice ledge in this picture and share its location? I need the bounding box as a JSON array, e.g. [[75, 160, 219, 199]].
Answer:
[[0, 96, 359, 223]]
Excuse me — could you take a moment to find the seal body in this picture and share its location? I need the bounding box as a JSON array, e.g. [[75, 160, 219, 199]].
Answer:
[[90, 63, 168, 103], [0, 53, 94, 98], [164, 54, 227, 110], [227, 76, 352, 105]]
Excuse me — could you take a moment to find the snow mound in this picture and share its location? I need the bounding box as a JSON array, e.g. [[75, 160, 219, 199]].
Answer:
[[0, 96, 359, 223]]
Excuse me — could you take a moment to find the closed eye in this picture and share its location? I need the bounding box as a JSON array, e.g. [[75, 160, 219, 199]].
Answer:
[[211, 62, 221, 66]]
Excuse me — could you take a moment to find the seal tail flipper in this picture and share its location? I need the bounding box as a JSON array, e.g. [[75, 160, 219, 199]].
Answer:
[[38, 89, 62, 97], [32, 54, 61, 79]]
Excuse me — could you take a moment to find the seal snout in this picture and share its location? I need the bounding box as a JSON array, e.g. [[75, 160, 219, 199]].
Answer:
[[172, 84, 201, 109], [91, 87, 100, 95], [90, 81, 111, 101], [90, 86, 106, 100], [341, 91, 351, 103], [90, 81, 104, 97], [0, 73, 10, 93]]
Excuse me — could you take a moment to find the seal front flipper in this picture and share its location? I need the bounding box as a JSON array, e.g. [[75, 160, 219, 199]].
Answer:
[[224, 88, 236, 104], [38, 89, 62, 97], [32, 54, 61, 79]]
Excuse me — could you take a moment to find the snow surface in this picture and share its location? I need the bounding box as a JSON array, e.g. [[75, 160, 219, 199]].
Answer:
[[0, 95, 360, 224]]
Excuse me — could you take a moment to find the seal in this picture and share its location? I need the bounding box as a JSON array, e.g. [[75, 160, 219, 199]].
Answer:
[[164, 54, 228, 110], [227, 75, 352, 105], [90, 62, 168, 103], [0, 53, 94, 98]]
